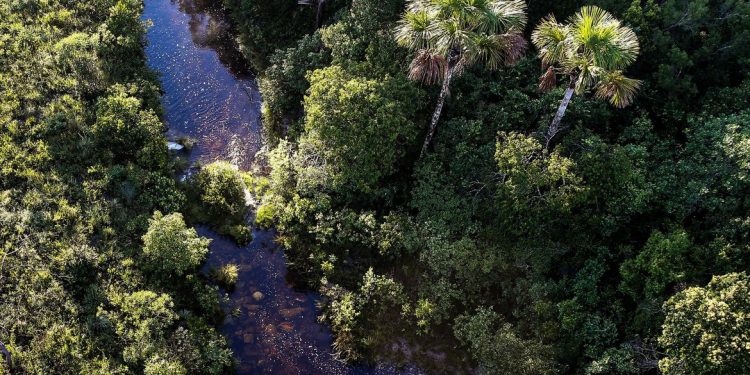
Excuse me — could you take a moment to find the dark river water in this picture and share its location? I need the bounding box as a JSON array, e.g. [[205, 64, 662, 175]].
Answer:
[[143, 0, 423, 373]]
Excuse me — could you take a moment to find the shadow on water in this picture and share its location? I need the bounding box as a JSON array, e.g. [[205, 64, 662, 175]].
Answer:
[[143, 0, 424, 373]]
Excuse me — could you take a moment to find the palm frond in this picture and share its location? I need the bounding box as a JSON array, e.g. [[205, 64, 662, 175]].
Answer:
[[395, 10, 434, 50], [408, 49, 448, 84], [406, 0, 434, 12], [594, 70, 641, 108], [431, 18, 474, 54], [465, 33, 502, 69], [499, 31, 527, 65], [475, 0, 527, 34], [531, 15, 569, 65], [398, 0, 528, 77], [464, 30, 526, 68], [571, 5, 640, 70], [538, 66, 556, 92], [490, 0, 527, 30], [452, 55, 468, 77]]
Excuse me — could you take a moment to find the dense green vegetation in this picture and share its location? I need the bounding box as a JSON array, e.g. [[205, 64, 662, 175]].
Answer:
[[225, 0, 750, 372], [186, 161, 252, 244], [3, 0, 750, 373], [0, 0, 232, 373]]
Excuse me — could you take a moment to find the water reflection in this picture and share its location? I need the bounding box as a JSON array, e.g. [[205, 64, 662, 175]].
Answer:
[[175, 0, 252, 76], [143, 0, 423, 373], [145, 0, 260, 170]]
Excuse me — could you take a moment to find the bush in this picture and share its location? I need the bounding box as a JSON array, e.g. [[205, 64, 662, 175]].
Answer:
[[302, 65, 420, 198], [254, 201, 278, 229], [259, 32, 330, 140], [219, 224, 253, 246], [194, 161, 247, 223], [241, 172, 270, 198], [211, 264, 240, 290], [142, 211, 210, 278], [92, 86, 166, 164]]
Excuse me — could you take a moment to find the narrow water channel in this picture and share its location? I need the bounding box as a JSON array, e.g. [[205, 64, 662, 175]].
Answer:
[[143, 1, 422, 373]]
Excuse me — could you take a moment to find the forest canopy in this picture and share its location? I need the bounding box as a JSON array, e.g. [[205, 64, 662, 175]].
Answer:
[[0, 0, 232, 373], [2, 0, 750, 374], [226, 0, 750, 373]]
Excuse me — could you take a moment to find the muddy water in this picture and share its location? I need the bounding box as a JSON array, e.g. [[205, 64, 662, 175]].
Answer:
[[143, 0, 422, 373]]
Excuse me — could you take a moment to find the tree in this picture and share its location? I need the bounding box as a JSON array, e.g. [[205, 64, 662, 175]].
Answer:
[[53, 32, 105, 95], [532, 6, 641, 148], [623, 0, 750, 123], [92, 85, 166, 164], [259, 32, 330, 140], [302, 65, 419, 197], [194, 161, 248, 222], [144, 356, 188, 375], [659, 272, 750, 375], [223, 0, 315, 70], [620, 230, 694, 302], [98, 0, 147, 79], [98, 290, 178, 364], [454, 307, 558, 374], [0, 1, 232, 372], [142, 211, 210, 277], [395, 0, 528, 156], [495, 131, 585, 230], [584, 344, 638, 375], [0, 341, 9, 373]]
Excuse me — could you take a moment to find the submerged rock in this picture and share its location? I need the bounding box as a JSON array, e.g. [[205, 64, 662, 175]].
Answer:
[[252, 291, 265, 301], [280, 307, 305, 319], [243, 333, 255, 344]]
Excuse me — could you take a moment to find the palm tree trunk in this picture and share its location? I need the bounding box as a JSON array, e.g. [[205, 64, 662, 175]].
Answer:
[[420, 65, 454, 157], [315, 0, 325, 28], [545, 78, 576, 149]]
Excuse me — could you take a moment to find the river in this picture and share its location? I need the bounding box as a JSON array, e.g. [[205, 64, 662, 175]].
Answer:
[[142, 0, 424, 373]]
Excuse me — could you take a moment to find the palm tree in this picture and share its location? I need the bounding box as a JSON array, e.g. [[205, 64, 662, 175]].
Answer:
[[395, 0, 528, 156], [532, 6, 641, 149]]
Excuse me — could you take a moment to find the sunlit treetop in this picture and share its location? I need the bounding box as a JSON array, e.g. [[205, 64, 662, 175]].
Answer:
[[532, 5, 641, 108], [395, 0, 528, 83]]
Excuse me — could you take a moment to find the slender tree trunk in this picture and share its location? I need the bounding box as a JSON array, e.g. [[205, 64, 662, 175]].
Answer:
[[315, 0, 325, 28], [545, 77, 576, 149], [420, 64, 454, 157]]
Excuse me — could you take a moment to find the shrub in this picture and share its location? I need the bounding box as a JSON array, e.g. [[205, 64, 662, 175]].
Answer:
[[254, 201, 278, 229], [212, 264, 240, 290], [219, 224, 253, 246], [194, 161, 247, 223], [142, 211, 210, 277]]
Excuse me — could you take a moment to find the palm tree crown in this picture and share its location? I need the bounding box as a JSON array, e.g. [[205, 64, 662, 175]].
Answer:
[[532, 5, 640, 108], [396, 0, 528, 82]]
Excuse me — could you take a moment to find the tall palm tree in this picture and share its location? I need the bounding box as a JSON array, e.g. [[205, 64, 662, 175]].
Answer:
[[532, 6, 641, 149], [395, 0, 528, 156]]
